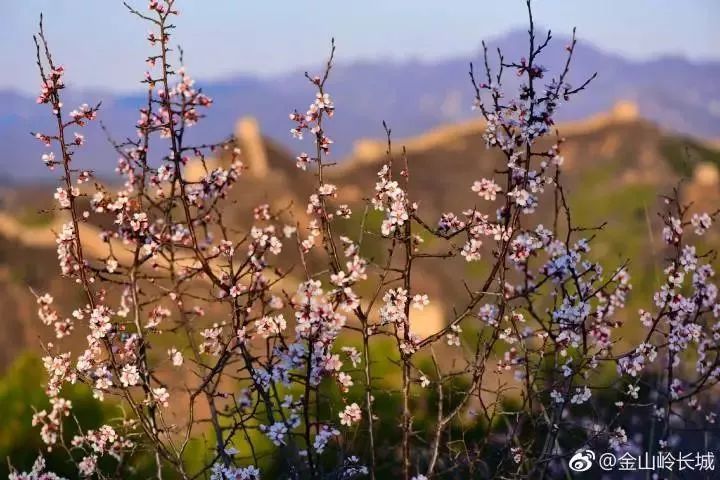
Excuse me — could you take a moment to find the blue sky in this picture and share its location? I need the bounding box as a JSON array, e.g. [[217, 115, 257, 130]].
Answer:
[[2, 0, 718, 94]]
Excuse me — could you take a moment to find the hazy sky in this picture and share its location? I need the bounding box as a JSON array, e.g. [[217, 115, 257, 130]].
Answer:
[[2, 0, 718, 94]]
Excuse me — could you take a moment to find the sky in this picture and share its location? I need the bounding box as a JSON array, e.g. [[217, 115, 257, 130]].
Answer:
[[2, 0, 719, 95]]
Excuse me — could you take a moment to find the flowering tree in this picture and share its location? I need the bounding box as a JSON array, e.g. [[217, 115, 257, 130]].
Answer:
[[12, 0, 720, 479]]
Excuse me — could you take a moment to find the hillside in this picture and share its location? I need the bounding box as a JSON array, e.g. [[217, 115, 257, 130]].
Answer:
[[0, 108, 718, 372]]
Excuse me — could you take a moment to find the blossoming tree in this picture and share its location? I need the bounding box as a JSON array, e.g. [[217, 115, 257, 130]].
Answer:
[[12, 0, 720, 479]]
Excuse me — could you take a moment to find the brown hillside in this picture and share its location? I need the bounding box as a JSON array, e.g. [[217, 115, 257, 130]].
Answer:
[[0, 110, 718, 370]]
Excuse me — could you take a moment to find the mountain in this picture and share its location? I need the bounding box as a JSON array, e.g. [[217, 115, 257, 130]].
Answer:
[[1, 29, 720, 181]]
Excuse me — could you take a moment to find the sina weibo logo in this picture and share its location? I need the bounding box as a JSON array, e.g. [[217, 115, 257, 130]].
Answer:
[[568, 450, 595, 472]]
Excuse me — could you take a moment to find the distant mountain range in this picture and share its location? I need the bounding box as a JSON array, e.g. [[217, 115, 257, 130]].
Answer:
[[1, 29, 719, 181]]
